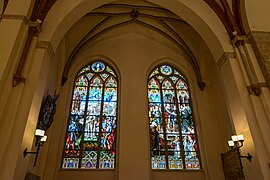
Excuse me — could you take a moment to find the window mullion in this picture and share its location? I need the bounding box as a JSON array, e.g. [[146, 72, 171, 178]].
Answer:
[[79, 75, 91, 169], [159, 77, 169, 169], [96, 76, 105, 169], [174, 82, 186, 169]]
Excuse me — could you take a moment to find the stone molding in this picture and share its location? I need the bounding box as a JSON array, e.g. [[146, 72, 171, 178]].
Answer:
[[217, 52, 236, 67], [0, 14, 29, 25], [36, 41, 55, 59]]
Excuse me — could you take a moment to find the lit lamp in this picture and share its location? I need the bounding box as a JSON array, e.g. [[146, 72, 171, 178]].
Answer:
[[23, 129, 47, 166], [227, 134, 252, 163]]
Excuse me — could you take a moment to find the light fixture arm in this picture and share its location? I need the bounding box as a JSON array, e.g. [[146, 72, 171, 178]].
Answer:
[[240, 153, 252, 162]]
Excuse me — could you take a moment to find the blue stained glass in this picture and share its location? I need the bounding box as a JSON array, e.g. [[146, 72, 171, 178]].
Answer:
[[92, 62, 105, 72], [170, 76, 179, 83], [177, 89, 190, 104], [183, 135, 198, 152], [149, 103, 162, 118], [81, 151, 97, 169], [71, 100, 86, 115], [85, 72, 94, 80], [75, 75, 88, 87], [181, 119, 195, 135], [148, 89, 161, 102], [162, 89, 175, 103], [90, 77, 103, 87], [162, 79, 173, 89], [160, 65, 172, 75], [63, 62, 118, 170], [179, 104, 192, 119], [105, 77, 117, 87], [87, 101, 101, 115], [103, 102, 117, 116], [102, 116, 116, 132], [150, 117, 162, 133], [89, 87, 102, 100], [176, 79, 187, 89], [101, 133, 116, 151], [148, 64, 200, 170], [99, 151, 115, 169], [185, 152, 200, 169], [166, 118, 179, 133], [151, 156, 166, 169], [104, 88, 117, 102], [148, 78, 159, 89], [62, 158, 79, 169], [73, 86, 87, 100], [100, 73, 109, 81]]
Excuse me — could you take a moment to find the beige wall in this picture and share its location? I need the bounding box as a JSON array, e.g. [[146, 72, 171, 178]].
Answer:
[[0, 0, 269, 180]]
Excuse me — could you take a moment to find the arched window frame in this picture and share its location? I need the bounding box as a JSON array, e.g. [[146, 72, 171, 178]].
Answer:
[[61, 61, 118, 169], [148, 64, 202, 170]]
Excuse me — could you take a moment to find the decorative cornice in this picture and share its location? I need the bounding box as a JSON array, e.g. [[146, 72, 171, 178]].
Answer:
[[0, 14, 29, 25], [36, 41, 55, 59], [217, 52, 236, 67]]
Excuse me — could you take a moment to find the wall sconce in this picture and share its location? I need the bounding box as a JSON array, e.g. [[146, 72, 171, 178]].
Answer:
[[23, 129, 47, 166], [228, 134, 252, 163]]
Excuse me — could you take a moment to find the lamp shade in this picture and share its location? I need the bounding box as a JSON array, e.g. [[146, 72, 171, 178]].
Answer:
[[228, 140, 234, 147], [41, 136, 47, 142], [231, 135, 238, 141], [35, 129, 45, 136], [237, 134, 244, 141]]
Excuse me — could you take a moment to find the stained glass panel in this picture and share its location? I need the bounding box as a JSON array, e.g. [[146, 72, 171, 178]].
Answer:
[[148, 78, 159, 89], [160, 65, 172, 75], [92, 62, 105, 72], [104, 88, 117, 102], [151, 156, 166, 169], [75, 75, 88, 87], [81, 151, 97, 169], [149, 68, 159, 78], [103, 102, 117, 116], [99, 151, 115, 169], [149, 103, 162, 118], [105, 77, 117, 87], [73, 86, 87, 101], [89, 86, 102, 100], [87, 101, 101, 115], [101, 133, 116, 151], [162, 79, 173, 89], [148, 89, 161, 103], [162, 89, 175, 103], [90, 77, 103, 87], [62, 158, 79, 169], [102, 116, 116, 132], [148, 64, 201, 170], [62, 61, 118, 170], [78, 66, 90, 76], [177, 89, 190, 104], [168, 154, 183, 169]]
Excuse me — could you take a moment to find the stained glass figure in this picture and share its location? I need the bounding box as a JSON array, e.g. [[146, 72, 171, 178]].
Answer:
[[62, 61, 118, 169], [148, 64, 201, 170]]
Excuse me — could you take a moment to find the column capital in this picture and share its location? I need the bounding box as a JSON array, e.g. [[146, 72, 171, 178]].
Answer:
[[231, 35, 246, 47]]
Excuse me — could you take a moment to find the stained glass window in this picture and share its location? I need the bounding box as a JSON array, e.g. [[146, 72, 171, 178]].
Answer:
[[148, 64, 201, 170], [62, 61, 118, 169]]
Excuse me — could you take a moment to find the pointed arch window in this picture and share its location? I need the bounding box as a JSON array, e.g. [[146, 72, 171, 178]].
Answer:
[[62, 61, 118, 169], [148, 64, 201, 170]]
